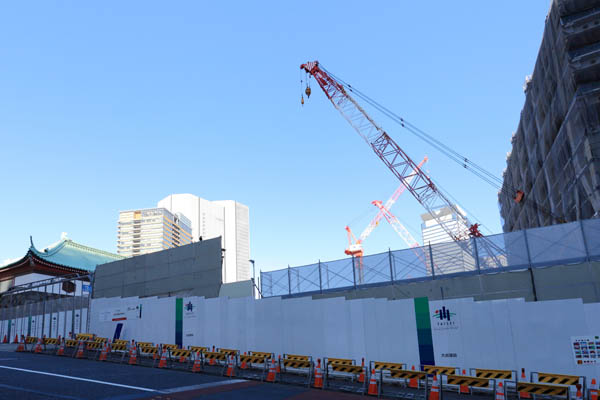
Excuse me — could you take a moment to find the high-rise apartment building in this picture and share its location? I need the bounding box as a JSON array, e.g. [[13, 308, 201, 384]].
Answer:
[[499, 0, 600, 231], [421, 206, 475, 274], [117, 208, 193, 257], [157, 194, 250, 283]]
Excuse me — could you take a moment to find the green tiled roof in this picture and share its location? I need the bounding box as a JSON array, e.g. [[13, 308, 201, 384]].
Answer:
[[28, 237, 123, 271]]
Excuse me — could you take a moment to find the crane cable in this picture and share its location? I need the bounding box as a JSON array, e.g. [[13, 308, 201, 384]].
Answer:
[[321, 67, 562, 222]]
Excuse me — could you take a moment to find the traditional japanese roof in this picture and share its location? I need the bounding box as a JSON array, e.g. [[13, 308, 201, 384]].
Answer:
[[1, 234, 123, 273]]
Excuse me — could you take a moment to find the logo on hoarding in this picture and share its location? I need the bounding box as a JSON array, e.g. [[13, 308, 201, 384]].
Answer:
[[432, 306, 455, 321], [186, 302, 194, 312], [431, 306, 458, 329]]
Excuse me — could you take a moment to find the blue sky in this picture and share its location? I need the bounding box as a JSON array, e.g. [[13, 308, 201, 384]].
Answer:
[[0, 1, 549, 272]]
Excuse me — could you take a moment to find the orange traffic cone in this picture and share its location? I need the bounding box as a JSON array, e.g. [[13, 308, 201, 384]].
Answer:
[[209, 345, 216, 366], [16, 335, 25, 352], [158, 350, 168, 368], [34, 337, 43, 354], [240, 352, 248, 369], [266, 358, 277, 382], [519, 368, 531, 399], [496, 382, 505, 400], [56, 339, 65, 356], [226, 355, 235, 377], [358, 358, 365, 383], [590, 379, 598, 400], [75, 341, 84, 359], [13, 334, 18, 344], [2, 335, 7, 343], [99, 342, 108, 361], [313, 359, 323, 389], [192, 352, 202, 372], [128, 344, 138, 365], [576, 384, 583, 400], [179, 353, 186, 363], [429, 375, 440, 400], [368, 369, 378, 396], [276, 355, 281, 373], [409, 365, 419, 388], [460, 369, 470, 394]]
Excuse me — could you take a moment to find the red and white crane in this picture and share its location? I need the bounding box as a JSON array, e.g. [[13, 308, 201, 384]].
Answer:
[[300, 61, 505, 270]]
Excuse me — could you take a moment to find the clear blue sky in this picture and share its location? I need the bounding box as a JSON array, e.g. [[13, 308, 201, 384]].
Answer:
[[0, 1, 549, 272]]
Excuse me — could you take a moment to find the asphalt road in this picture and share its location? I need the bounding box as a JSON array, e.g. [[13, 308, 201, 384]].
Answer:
[[0, 345, 366, 400]]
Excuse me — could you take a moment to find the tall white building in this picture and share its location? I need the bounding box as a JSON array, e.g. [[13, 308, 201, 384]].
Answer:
[[117, 208, 193, 257], [157, 194, 250, 283], [420, 206, 475, 275]]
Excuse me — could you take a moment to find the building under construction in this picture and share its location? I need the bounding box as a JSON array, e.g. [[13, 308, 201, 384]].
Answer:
[[500, 0, 600, 231]]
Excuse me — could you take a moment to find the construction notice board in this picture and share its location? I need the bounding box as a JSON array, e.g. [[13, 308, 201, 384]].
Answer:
[[571, 336, 600, 365]]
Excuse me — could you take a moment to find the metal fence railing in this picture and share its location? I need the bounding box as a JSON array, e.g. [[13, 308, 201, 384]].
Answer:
[[260, 218, 600, 298]]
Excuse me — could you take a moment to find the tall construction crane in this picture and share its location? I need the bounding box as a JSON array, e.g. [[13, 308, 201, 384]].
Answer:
[[300, 61, 505, 269]]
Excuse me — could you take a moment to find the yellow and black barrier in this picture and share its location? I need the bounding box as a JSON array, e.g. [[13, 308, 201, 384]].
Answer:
[[472, 368, 514, 380], [218, 348, 239, 357], [325, 357, 353, 366], [25, 336, 37, 345], [189, 346, 208, 355], [517, 382, 570, 397], [324, 358, 366, 393], [423, 365, 457, 376], [76, 333, 94, 341], [44, 338, 59, 346], [278, 356, 313, 387], [372, 361, 406, 373], [94, 337, 108, 343], [283, 358, 312, 369], [378, 368, 428, 398], [249, 351, 273, 359], [86, 341, 102, 350], [136, 341, 152, 347], [113, 339, 128, 346], [240, 354, 269, 365], [203, 351, 227, 363], [446, 375, 492, 388], [284, 353, 310, 361], [535, 372, 582, 386], [161, 343, 178, 352]]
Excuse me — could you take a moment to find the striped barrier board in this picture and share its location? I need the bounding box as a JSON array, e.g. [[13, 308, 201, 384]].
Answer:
[[389, 370, 427, 380], [203, 351, 227, 361], [249, 351, 272, 358], [475, 369, 513, 380], [44, 338, 59, 345], [517, 382, 569, 397], [327, 358, 353, 366], [161, 344, 178, 351], [218, 348, 238, 356], [283, 359, 312, 369], [373, 361, 405, 371], [189, 346, 209, 354], [110, 344, 128, 352], [284, 354, 310, 361], [94, 337, 108, 343], [446, 376, 491, 388], [136, 341, 153, 347], [423, 365, 457, 375], [537, 373, 580, 386], [86, 342, 102, 350], [170, 349, 191, 359], [113, 340, 128, 346], [139, 346, 158, 355], [25, 337, 37, 344], [240, 354, 269, 364], [329, 364, 363, 374], [76, 334, 94, 340], [65, 340, 78, 348]]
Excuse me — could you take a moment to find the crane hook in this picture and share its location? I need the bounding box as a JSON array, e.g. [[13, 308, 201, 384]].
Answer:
[[301, 94, 304, 106], [305, 86, 311, 98]]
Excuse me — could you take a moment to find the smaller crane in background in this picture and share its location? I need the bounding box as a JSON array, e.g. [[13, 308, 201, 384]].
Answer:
[[345, 157, 427, 283]]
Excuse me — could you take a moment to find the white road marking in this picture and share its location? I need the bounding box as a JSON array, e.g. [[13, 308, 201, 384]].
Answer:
[[162, 379, 247, 393], [0, 365, 161, 392]]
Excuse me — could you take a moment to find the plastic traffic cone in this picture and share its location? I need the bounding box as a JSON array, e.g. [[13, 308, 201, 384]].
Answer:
[[276, 355, 281, 373], [429, 375, 440, 400], [2, 335, 7, 343], [226, 355, 235, 377], [13, 334, 18, 344], [266, 358, 277, 382], [496, 382, 505, 400], [576, 384, 583, 400], [192, 352, 202, 373], [368, 368, 378, 396], [128, 342, 138, 365], [209, 345, 216, 366], [358, 358, 365, 383], [56, 339, 65, 356], [519, 368, 531, 398], [240, 352, 248, 369], [409, 365, 419, 388], [75, 341, 84, 359], [99, 342, 108, 361], [16, 335, 25, 352], [158, 351, 168, 368], [590, 379, 598, 400], [34, 337, 43, 354], [313, 359, 323, 389], [460, 369, 470, 394]]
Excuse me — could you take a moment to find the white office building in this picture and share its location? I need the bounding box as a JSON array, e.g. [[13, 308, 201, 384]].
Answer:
[[117, 208, 193, 257], [420, 206, 475, 275], [158, 194, 250, 283]]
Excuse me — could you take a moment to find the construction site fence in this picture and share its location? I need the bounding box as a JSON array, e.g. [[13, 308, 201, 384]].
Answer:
[[260, 218, 600, 297]]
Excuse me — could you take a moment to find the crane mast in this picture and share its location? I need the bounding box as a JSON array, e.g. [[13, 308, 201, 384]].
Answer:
[[301, 61, 506, 268]]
